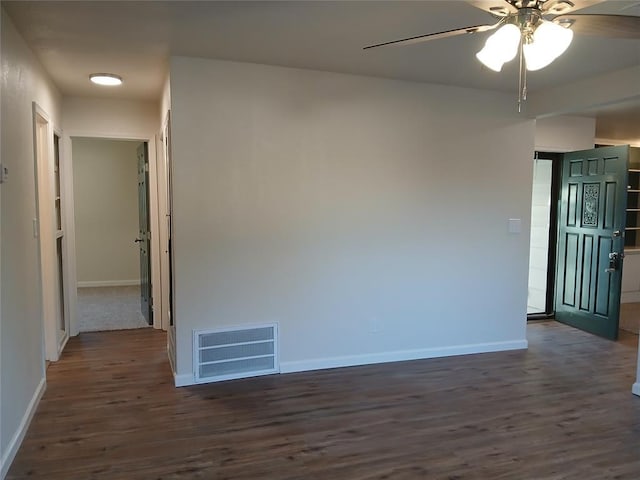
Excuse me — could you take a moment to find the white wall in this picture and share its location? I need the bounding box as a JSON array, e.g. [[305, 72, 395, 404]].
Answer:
[[61, 96, 162, 332], [622, 250, 640, 303], [63, 97, 159, 139], [170, 57, 535, 384], [622, 148, 640, 305], [160, 74, 171, 126], [529, 66, 640, 119], [72, 138, 141, 286], [534, 115, 596, 152], [0, 9, 62, 477]]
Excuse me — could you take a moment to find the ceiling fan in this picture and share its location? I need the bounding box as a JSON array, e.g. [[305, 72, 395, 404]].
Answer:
[[364, 0, 640, 110]]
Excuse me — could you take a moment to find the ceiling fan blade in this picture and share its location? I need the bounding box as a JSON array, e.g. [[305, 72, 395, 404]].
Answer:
[[468, 0, 605, 16], [541, 0, 606, 15], [555, 14, 640, 38], [363, 23, 499, 50], [468, 0, 518, 17]]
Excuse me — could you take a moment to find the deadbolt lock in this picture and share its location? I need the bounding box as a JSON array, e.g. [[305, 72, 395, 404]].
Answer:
[[606, 252, 624, 273]]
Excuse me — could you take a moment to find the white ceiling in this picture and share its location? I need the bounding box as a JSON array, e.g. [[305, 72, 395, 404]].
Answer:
[[3, 0, 639, 137]]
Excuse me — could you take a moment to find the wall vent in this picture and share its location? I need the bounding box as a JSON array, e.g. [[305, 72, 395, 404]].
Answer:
[[193, 324, 279, 383]]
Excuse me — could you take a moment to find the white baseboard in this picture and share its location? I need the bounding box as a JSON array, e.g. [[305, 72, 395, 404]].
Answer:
[[77, 280, 140, 288], [633, 382, 640, 397], [279, 339, 528, 374], [1, 377, 46, 479], [174, 340, 528, 388], [621, 292, 640, 304], [174, 373, 194, 387]]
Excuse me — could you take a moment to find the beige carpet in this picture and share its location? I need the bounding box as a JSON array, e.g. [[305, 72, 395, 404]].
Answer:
[[77, 286, 151, 332]]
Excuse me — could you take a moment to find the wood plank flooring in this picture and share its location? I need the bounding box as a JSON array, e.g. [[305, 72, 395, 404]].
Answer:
[[7, 322, 640, 480]]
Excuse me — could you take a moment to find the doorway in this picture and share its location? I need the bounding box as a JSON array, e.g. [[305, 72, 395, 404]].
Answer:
[[71, 137, 151, 333], [527, 152, 561, 318], [527, 146, 639, 340], [34, 104, 69, 361]]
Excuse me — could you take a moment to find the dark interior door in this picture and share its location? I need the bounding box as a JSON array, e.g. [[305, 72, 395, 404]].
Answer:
[[555, 145, 629, 339], [137, 143, 153, 325]]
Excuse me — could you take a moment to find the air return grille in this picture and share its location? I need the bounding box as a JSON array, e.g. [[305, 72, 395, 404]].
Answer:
[[193, 324, 279, 383]]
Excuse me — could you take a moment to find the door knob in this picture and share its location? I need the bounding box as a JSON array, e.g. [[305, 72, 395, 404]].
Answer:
[[605, 252, 623, 273]]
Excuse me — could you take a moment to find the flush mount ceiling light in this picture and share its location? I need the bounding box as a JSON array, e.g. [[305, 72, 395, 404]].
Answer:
[[364, 0, 640, 111], [89, 73, 123, 86]]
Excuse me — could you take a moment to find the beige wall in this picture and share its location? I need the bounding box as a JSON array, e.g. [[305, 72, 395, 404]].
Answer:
[[72, 138, 141, 286], [63, 96, 159, 139], [535, 115, 596, 152], [0, 8, 62, 475], [160, 74, 171, 126], [170, 56, 535, 384]]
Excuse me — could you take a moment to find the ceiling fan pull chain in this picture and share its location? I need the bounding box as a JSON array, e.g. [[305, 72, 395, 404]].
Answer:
[[518, 40, 525, 113], [523, 60, 528, 101]]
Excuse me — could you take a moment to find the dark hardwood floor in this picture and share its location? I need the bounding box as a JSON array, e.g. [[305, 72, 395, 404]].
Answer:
[[7, 322, 640, 479]]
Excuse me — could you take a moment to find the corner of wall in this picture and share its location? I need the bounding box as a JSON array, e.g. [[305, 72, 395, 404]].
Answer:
[[0, 378, 45, 479]]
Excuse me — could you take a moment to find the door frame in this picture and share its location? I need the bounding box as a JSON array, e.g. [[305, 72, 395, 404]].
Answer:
[[158, 111, 173, 333], [33, 102, 69, 361], [137, 142, 153, 325], [528, 151, 562, 320], [62, 131, 167, 335]]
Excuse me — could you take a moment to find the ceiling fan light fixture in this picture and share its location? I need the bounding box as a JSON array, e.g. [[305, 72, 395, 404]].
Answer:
[[476, 46, 506, 72], [523, 20, 574, 71], [89, 73, 123, 86], [522, 42, 555, 71], [476, 23, 521, 72]]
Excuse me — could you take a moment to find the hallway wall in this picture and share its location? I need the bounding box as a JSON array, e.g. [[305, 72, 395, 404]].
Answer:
[[0, 9, 62, 477]]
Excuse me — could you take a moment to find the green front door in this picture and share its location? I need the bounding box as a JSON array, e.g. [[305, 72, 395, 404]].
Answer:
[[137, 143, 153, 325], [555, 146, 629, 339]]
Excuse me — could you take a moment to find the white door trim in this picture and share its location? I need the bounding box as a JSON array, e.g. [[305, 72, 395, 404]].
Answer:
[[158, 111, 173, 332], [53, 126, 71, 355], [33, 102, 66, 361]]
